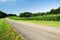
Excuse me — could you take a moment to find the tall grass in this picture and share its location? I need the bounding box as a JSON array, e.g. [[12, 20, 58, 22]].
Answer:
[[9, 14, 60, 28], [0, 19, 10, 36], [0, 19, 23, 40], [27, 14, 60, 21], [9, 14, 60, 21]]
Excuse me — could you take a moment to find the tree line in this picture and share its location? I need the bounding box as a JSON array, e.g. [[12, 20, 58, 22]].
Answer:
[[0, 11, 8, 18], [20, 7, 60, 17], [0, 11, 17, 18], [0, 7, 60, 18]]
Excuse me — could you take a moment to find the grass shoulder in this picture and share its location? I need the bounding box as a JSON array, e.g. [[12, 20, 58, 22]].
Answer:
[[0, 19, 23, 40], [9, 16, 60, 28], [16, 20, 60, 28]]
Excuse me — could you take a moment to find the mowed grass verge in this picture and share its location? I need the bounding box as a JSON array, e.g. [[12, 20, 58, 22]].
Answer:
[[0, 19, 23, 40], [9, 16, 60, 28], [19, 20, 60, 28]]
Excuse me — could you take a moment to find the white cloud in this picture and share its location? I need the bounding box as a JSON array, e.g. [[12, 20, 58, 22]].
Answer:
[[0, 0, 26, 2], [0, 0, 15, 2]]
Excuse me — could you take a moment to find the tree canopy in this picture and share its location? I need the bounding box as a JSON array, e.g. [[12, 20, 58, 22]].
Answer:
[[0, 11, 8, 18], [20, 12, 32, 17], [8, 14, 17, 16]]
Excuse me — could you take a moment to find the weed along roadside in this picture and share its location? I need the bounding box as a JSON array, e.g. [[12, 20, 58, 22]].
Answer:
[[8, 25, 24, 40], [0, 19, 23, 40], [6, 19, 24, 40]]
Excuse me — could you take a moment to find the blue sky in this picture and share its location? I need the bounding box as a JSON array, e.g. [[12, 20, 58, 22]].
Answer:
[[0, 0, 60, 15]]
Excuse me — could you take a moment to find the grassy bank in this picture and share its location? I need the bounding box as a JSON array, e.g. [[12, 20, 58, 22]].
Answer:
[[9, 15, 60, 28], [17, 20, 60, 28], [0, 19, 23, 40], [9, 14, 60, 21]]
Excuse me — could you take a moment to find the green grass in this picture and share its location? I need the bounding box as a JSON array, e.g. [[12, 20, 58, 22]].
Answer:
[[28, 14, 60, 21], [20, 20, 60, 28], [9, 15, 60, 28], [0, 19, 10, 36], [0, 19, 23, 40], [9, 14, 60, 21]]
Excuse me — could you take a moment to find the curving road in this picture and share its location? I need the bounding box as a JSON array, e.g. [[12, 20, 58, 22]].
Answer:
[[6, 18, 60, 40]]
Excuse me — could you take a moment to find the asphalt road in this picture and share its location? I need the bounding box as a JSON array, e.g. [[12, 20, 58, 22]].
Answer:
[[6, 18, 60, 40]]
